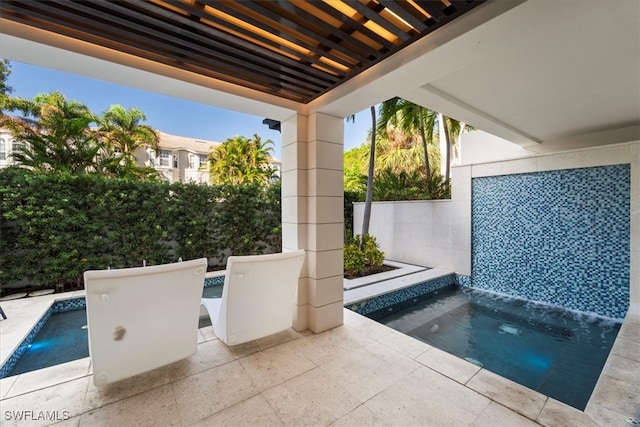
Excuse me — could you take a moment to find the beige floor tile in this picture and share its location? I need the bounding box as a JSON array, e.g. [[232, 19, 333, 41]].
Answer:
[[188, 394, 283, 427], [588, 374, 640, 419], [0, 298, 57, 364], [536, 398, 598, 427], [466, 369, 547, 420], [167, 339, 236, 382], [289, 325, 373, 366], [330, 404, 390, 427], [618, 314, 640, 343], [83, 364, 174, 412], [49, 415, 81, 427], [262, 367, 361, 426], [471, 401, 538, 426], [600, 354, 640, 385], [584, 402, 634, 427], [415, 347, 481, 384], [342, 308, 364, 325], [0, 375, 18, 399], [377, 330, 432, 359], [238, 341, 316, 390], [0, 377, 89, 427], [222, 339, 263, 360], [365, 366, 490, 426], [610, 337, 640, 362], [346, 317, 394, 341], [80, 384, 180, 427], [252, 328, 303, 352], [6, 358, 91, 398], [198, 326, 217, 342], [320, 342, 420, 402], [199, 328, 301, 359], [171, 360, 258, 425]]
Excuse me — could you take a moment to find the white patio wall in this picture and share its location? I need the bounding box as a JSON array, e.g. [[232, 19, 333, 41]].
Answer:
[[354, 139, 639, 315]]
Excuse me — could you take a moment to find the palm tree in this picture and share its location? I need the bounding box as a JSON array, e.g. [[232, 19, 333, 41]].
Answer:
[[375, 127, 427, 175], [378, 97, 437, 178], [378, 98, 472, 182], [361, 106, 377, 239], [1, 91, 100, 174], [437, 113, 472, 181], [209, 134, 276, 185], [98, 105, 159, 164]]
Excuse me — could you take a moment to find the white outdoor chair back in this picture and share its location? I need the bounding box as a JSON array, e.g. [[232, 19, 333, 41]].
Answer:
[[201, 250, 305, 346], [84, 258, 207, 386]]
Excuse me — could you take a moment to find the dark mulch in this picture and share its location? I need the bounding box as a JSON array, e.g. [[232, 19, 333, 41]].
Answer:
[[344, 264, 397, 280]]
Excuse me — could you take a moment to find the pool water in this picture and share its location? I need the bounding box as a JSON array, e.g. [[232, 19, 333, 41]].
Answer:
[[8, 309, 89, 376], [367, 285, 621, 410], [5, 285, 223, 377]]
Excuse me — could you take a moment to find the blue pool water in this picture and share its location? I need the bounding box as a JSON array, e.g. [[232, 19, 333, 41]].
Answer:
[[3, 284, 223, 378], [8, 309, 90, 376], [367, 285, 621, 410]]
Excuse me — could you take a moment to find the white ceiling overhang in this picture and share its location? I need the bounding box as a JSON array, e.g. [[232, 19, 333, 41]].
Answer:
[[1, 0, 638, 152]]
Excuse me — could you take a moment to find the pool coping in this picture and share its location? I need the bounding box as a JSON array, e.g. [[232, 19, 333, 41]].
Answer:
[[1, 272, 637, 426], [344, 266, 454, 305], [343, 260, 429, 290], [0, 291, 85, 371], [1, 303, 636, 426]]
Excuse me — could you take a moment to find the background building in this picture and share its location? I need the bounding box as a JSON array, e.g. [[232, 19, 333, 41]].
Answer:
[[0, 128, 281, 184], [142, 131, 218, 184]]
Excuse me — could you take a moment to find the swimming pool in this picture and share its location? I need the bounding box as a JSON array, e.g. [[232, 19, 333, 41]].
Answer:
[[364, 285, 621, 410], [0, 277, 224, 378]]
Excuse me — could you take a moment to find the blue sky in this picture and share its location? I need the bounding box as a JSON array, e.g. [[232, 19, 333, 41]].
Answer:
[[5, 61, 373, 158]]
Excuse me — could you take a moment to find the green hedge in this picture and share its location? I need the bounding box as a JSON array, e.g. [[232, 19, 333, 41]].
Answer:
[[344, 190, 364, 242], [0, 168, 281, 293]]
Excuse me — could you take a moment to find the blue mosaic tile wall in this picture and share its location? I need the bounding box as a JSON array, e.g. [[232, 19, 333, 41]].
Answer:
[[346, 275, 455, 315], [471, 164, 630, 319], [456, 274, 472, 287], [204, 275, 224, 288]]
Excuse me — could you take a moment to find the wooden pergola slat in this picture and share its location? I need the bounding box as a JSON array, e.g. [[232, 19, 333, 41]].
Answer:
[[0, 0, 484, 103]]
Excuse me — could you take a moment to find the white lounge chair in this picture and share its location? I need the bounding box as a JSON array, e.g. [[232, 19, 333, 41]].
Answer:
[[201, 250, 305, 346], [84, 258, 207, 386]]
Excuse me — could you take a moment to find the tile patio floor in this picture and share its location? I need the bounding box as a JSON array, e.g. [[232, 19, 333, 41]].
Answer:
[[0, 293, 638, 426]]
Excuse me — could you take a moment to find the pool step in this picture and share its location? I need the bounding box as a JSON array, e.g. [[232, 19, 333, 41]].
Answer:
[[384, 291, 469, 331]]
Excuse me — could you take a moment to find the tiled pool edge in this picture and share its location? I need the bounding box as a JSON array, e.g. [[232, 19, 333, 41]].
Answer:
[[345, 274, 457, 315], [0, 275, 225, 379], [0, 297, 87, 379], [345, 271, 638, 420]]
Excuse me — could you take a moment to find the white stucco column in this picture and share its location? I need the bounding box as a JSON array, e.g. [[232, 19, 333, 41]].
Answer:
[[281, 112, 344, 333]]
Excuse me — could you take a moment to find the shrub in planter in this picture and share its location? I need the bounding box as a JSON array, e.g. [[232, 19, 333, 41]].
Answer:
[[344, 239, 366, 277], [362, 234, 384, 268], [344, 234, 385, 278]]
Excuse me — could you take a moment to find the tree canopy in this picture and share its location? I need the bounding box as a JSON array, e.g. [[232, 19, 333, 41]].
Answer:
[[343, 98, 472, 202], [208, 134, 276, 185], [0, 59, 12, 98], [1, 91, 101, 174], [1, 68, 161, 180]]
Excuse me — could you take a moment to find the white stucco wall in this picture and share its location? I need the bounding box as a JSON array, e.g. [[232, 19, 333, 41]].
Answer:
[[354, 200, 456, 269], [353, 159, 472, 274]]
